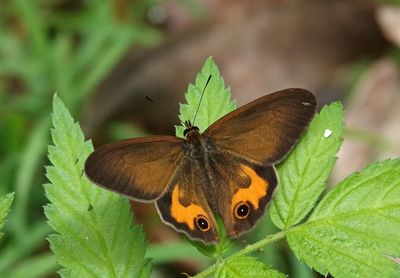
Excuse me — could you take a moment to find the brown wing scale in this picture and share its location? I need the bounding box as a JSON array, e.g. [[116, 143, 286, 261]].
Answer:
[[84, 136, 183, 201], [156, 158, 219, 243], [205, 150, 278, 238], [205, 88, 316, 165]]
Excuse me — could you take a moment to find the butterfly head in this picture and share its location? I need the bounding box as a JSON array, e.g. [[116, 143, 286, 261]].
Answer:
[[183, 120, 200, 138]]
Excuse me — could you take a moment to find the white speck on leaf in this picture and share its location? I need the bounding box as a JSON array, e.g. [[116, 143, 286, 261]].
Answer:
[[324, 129, 333, 138]]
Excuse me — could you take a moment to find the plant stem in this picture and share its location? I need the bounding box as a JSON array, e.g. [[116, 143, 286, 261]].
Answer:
[[193, 230, 287, 278]]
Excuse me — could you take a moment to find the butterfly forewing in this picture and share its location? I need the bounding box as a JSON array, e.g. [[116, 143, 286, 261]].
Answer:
[[205, 88, 316, 165], [84, 136, 184, 201]]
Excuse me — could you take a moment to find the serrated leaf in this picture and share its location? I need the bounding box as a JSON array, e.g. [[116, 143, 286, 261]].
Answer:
[[215, 256, 286, 278], [44, 96, 150, 277], [175, 57, 236, 138], [270, 102, 344, 229], [0, 193, 14, 240], [287, 159, 400, 277]]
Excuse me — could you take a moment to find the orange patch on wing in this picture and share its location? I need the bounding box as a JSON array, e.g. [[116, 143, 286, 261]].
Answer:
[[231, 165, 269, 213], [170, 185, 208, 230]]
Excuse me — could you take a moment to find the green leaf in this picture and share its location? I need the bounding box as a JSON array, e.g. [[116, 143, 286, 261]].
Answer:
[[0, 193, 14, 240], [270, 102, 344, 229], [215, 256, 286, 278], [176, 57, 236, 138], [287, 159, 400, 277], [135, 259, 152, 278], [44, 96, 150, 277]]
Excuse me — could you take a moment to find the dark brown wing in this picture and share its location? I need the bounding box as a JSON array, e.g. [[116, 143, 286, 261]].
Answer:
[[204, 88, 316, 165], [205, 150, 278, 238], [84, 136, 183, 201], [156, 157, 219, 243]]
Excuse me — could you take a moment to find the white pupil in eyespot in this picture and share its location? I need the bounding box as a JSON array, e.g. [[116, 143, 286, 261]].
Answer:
[[197, 217, 209, 230], [236, 203, 250, 218]]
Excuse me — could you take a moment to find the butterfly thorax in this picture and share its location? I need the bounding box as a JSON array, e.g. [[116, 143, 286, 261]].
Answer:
[[183, 120, 199, 137], [184, 126, 205, 157], [183, 125, 200, 139], [183, 124, 216, 156]]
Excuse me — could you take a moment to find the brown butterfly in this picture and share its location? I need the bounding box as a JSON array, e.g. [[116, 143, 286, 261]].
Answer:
[[84, 88, 316, 244]]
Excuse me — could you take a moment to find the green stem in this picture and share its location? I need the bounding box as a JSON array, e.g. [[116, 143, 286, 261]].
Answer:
[[193, 230, 287, 278]]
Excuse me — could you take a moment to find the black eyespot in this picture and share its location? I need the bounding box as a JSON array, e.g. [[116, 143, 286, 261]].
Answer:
[[196, 216, 210, 231], [235, 202, 250, 219]]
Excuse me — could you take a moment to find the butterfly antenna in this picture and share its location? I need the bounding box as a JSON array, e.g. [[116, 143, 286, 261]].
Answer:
[[145, 96, 180, 124], [192, 75, 212, 126]]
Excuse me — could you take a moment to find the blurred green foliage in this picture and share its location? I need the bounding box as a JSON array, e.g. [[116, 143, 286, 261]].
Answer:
[[2, 0, 398, 277], [0, 1, 321, 275], [0, 0, 159, 276]]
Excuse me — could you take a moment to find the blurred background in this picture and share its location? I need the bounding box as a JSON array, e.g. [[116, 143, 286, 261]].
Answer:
[[1, 0, 400, 277]]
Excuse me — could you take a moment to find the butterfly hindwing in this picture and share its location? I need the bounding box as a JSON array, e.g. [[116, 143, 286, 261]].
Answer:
[[205, 150, 278, 238], [205, 88, 316, 165], [156, 157, 219, 243], [156, 144, 278, 243], [84, 136, 184, 201]]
